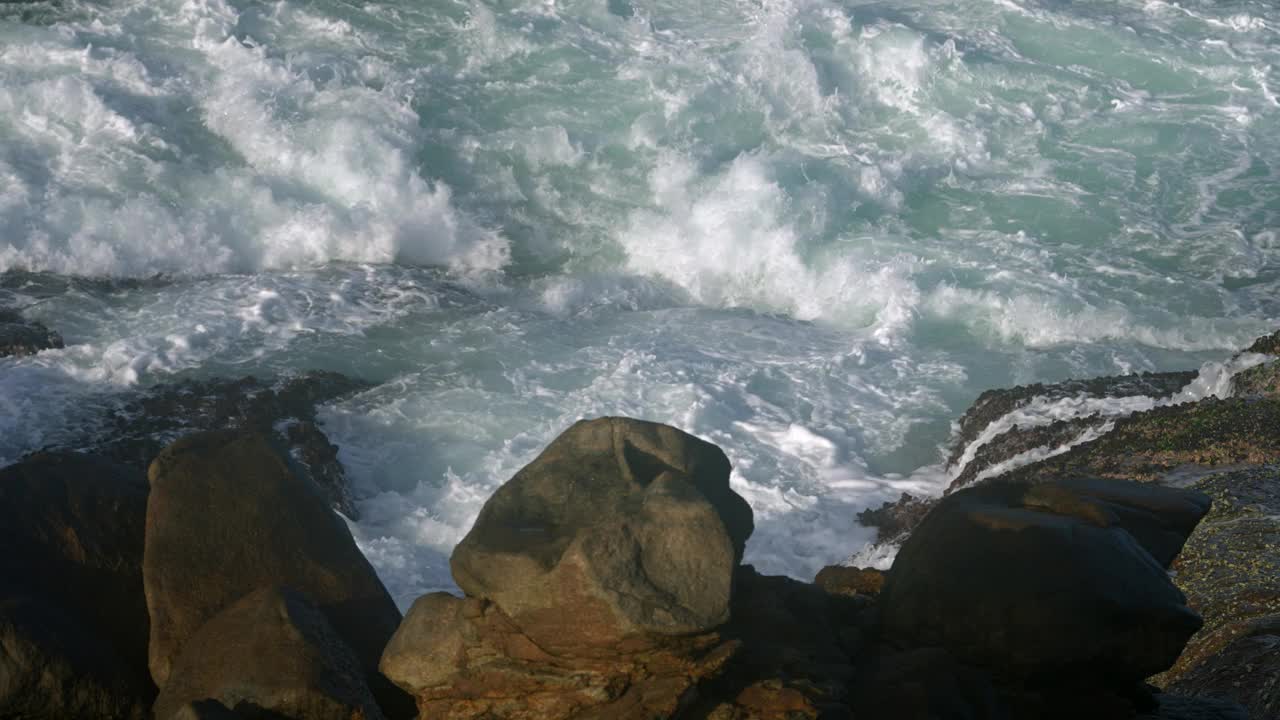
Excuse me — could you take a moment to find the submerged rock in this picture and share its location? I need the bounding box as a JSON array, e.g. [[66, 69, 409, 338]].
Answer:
[[880, 477, 1209, 689], [0, 307, 63, 357], [0, 452, 154, 719], [143, 430, 404, 715], [450, 416, 753, 650], [81, 371, 370, 518], [153, 586, 385, 720]]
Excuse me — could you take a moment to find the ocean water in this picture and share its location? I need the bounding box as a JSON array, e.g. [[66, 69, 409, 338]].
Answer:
[[1, 0, 1278, 608]]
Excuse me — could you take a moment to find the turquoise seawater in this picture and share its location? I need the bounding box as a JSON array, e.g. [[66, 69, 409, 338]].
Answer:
[[2, 0, 1278, 606]]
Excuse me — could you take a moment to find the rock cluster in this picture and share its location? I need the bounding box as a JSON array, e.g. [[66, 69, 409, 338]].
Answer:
[[0, 429, 410, 720], [4, 340, 1276, 719], [381, 417, 767, 718], [849, 329, 1280, 717]]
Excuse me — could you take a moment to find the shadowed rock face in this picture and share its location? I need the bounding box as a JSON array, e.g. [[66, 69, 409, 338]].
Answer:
[[78, 372, 370, 519], [0, 452, 154, 719], [450, 416, 753, 650], [142, 430, 404, 715], [880, 477, 1209, 685], [153, 586, 385, 720]]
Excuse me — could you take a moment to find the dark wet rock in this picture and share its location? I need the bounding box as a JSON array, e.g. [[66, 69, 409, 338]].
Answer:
[[814, 565, 885, 597], [1166, 620, 1279, 720], [0, 452, 154, 718], [81, 371, 369, 518], [849, 646, 1004, 720], [1229, 359, 1280, 399], [450, 416, 754, 651], [167, 699, 244, 720], [143, 430, 404, 716], [0, 307, 63, 357], [1005, 397, 1280, 484], [1139, 693, 1249, 720], [0, 595, 153, 720], [945, 371, 1197, 470], [1241, 329, 1280, 356], [153, 586, 386, 720], [1152, 466, 1280, 715], [880, 477, 1209, 688], [947, 416, 1108, 492], [856, 492, 934, 547], [683, 566, 866, 719]]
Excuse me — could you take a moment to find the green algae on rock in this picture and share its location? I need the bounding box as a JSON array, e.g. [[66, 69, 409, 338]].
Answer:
[[1154, 466, 1280, 718]]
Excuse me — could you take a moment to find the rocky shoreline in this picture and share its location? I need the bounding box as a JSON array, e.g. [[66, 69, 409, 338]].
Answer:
[[1, 316, 1277, 719]]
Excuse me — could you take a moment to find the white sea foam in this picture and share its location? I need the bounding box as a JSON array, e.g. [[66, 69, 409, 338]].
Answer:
[[2, 0, 1280, 606]]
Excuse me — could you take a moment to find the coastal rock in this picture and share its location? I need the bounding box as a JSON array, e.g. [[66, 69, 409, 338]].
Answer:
[[947, 416, 1108, 492], [381, 592, 738, 720], [153, 586, 385, 720], [813, 565, 885, 597], [383, 566, 868, 720], [880, 477, 1208, 686], [450, 416, 753, 650], [142, 430, 403, 713], [945, 370, 1197, 471], [0, 307, 63, 357], [1002, 396, 1280, 484], [0, 595, 152, 720], [1154, 466, 1280, 716], [856, 492, 934, 548], [0, 452, 154, 718], [1229, 359, 1280, 399], [1241, 329, 1280, 356], [1166, 622, 1279, 720], [82, 371, 370, 518], [685, 566, 867, 719], [168, 699, 243, 720]]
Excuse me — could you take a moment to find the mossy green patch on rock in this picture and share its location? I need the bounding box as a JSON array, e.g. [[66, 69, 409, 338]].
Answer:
[[1242, 329, 1280, 356], [1007, 398, 1280, 483], [1230, 360, 1280, 399], [1152, 466, 1280, 717]]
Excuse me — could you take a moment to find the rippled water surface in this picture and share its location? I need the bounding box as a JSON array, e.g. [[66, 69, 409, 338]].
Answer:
[[2, 0, 1279, 606]]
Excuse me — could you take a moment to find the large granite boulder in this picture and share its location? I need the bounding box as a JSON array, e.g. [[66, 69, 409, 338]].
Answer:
[[153, 586, 386, 720], [142, 430, 403, 712], [450, 417, 753, 650], [0, 452, 154, 718], [880, 477, 1210, 686]]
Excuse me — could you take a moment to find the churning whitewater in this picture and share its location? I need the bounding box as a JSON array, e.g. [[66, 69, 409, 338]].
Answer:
[[2, 0, 1280, 607]]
